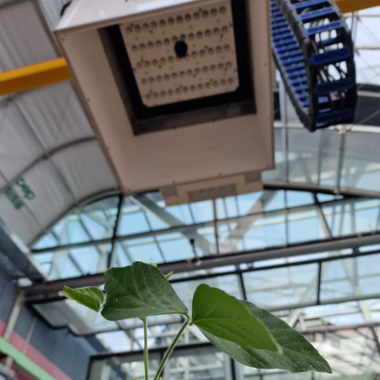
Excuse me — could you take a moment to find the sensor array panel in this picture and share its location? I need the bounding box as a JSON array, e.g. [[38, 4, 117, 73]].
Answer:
[[120, 0, 239, 107]]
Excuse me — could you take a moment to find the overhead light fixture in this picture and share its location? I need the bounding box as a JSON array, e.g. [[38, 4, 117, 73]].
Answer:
[[56, 0, 274, 204], [120, 2, 239, 108]]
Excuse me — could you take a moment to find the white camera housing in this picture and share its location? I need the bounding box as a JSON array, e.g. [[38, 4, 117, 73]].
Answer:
[[55, 0, 274, 204]]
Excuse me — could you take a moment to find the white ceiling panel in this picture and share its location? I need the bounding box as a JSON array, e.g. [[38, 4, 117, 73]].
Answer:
[[0, 102, 43, 184], [0, 0, 57, 71], [14, 160, 74, 242], [52, 140, 118, 205], [38, 0, 66, 30], [0, 190, 46, 246], [16, 82, 94, 151]]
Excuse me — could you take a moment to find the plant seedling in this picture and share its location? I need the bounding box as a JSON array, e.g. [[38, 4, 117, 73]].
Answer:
[[63, 262, 331, 379]]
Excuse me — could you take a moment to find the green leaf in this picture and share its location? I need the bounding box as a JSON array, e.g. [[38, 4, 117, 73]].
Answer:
[[201, 300, 332, 373], [192, 285, 278, 352], [101, 261, 188, 321], [165, 271, 173, 280], [62, 286, 104, 312]]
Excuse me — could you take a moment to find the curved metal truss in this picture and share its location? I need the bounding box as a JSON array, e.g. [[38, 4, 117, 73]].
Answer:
[[271, 0, 357, 131]]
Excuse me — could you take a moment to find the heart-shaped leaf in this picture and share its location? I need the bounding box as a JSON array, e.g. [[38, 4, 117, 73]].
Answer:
[[62, 286, 104, 312], [192, 285, 278, 352], [201, 300, 331, 373], [101, 261, 188, 320]]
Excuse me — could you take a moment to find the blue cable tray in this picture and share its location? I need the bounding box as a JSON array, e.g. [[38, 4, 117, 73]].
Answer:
[[271, 0, 357, 131]]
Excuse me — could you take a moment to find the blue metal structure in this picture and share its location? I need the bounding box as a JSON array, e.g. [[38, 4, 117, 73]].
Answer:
[[271, 0, 357, 131]]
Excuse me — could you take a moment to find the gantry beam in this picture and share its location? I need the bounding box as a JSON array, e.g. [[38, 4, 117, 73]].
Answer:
[[335, 0, 380, 13], [0, 58, 71, 96]]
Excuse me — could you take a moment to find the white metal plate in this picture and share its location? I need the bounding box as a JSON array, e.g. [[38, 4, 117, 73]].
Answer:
[[119, 0, 239, 107]]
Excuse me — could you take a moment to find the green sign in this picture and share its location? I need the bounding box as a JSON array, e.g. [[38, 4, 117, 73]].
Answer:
[[5, 177, 35, 210], [5, 186, 24, 209]]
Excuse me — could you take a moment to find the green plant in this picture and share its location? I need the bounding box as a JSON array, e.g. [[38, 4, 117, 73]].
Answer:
[[62, 262, 331, 379]]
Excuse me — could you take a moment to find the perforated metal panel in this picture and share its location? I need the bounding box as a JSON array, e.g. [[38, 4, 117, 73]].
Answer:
[[120, 1, 238, 106]]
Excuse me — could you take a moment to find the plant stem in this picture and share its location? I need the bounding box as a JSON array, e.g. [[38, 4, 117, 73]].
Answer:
[[153, 318, 190, 380], [142, 318, 149, 380]]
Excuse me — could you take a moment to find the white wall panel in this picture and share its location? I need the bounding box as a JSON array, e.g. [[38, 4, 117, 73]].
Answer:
[[0, 102, 43, 183], [0, 0, 57, 71], [16, 82, 94, 151], [52, 140, 118, 204]]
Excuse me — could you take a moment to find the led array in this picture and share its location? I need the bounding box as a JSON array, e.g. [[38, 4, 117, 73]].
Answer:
[[129, 26, 231, 53], [120, 0, 239, 107], [144, 77, 236, 100]]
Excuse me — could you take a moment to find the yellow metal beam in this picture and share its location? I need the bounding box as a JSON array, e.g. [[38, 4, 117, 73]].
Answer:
[[0, 58, 71, 97], [0, 0, 380, 97], [334, 0, 380, 13]]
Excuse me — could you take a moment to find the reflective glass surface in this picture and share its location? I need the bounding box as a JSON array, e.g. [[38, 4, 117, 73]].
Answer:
[[243, 263, 319, 308], [32, 185, 380, 281], [320, 254, 380, 302], [33, 252, 380, 339], [34, 243, 111, 280]]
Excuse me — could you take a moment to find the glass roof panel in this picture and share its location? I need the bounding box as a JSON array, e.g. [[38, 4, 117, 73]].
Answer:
[[167, 349, 230, 380], [355, 200, 380, 232], [144, 212, 168, 230], [264, 190, 285, 211], [48, 252, 82, 279], [224, 196, 239, 218], [29, 249, 380, 343], [218, 214, 286, 254], [323, 199, 380, 237], [288, 128, 320, 185], [319, 129, 340, 187], [316, 193, 342, 202], [33, 252, 54, 275], [117, 238, 163, 265], [33, 196, 120, 249], [112, 242, 132, 267], [243, 263, 318, 309], [342, 130, 380, 193], [156, 204, 194, 225], [118, 211, 151, 236], [320, 254, 380, 303], [285, 190, 314, 208], [44, 244, 111, 280], [33, 233, 58, 250], [287, 301, 362, 328], [189, 200, 214, 223], [53, 217, 90, 245], [236, 192, 263, 214], [360, 244, 380, 252], [96, 331, 130, 353], [170, 265, 236, 280], [156, 232, 196, 262], [30, 188, 380, 283], [287, 209, 325, 243]]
